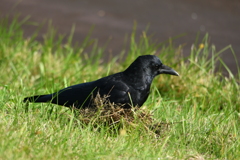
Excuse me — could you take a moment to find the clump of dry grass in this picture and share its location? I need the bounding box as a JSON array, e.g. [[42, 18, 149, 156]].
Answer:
[[75, 93, 170, 136]]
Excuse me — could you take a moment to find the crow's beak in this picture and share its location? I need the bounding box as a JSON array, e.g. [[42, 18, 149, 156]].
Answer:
[[159, 65, 179, 76]]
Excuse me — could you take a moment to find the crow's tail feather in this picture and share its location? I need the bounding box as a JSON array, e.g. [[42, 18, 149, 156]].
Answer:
[[23, 95, 47, 103]]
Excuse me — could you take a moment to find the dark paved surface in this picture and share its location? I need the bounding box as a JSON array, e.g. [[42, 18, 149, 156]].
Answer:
[[1, 0, 240, 74]]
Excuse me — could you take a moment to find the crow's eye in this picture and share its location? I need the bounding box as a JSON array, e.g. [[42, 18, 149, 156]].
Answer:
[[154, 64, 160, 69]]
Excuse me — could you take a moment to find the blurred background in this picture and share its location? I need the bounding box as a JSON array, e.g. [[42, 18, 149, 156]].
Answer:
[[1, 0, 239, 74]]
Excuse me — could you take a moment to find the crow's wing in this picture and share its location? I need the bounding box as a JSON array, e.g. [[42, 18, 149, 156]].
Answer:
[[49, 81, 98, 107]]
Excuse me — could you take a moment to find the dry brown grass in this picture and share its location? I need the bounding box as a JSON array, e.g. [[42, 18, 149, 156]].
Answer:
[[74, 93, 171, 136]]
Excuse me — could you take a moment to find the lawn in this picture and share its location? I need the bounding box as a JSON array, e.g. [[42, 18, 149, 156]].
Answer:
[[0, 17, 239, 159]]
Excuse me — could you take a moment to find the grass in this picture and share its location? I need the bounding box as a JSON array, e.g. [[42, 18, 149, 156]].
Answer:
[[0, 16, 239, 159]]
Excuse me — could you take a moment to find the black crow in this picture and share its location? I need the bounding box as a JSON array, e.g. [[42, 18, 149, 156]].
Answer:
[[24, 55, 179, 108]]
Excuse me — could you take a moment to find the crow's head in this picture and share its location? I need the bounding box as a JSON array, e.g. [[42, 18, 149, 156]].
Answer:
[[135, 55, 179, 77], [124, 55, 179, 84]]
